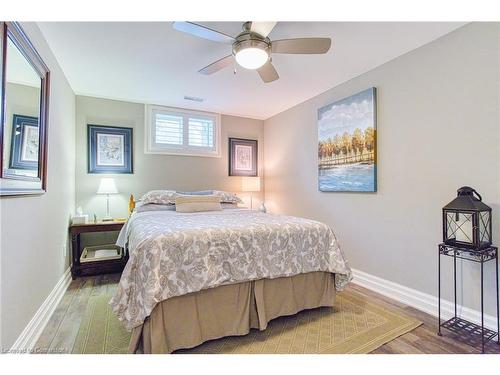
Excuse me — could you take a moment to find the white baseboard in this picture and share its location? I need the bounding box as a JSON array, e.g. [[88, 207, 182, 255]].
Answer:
[[10, 268, 72, 353], [351, 268, 498, 331]]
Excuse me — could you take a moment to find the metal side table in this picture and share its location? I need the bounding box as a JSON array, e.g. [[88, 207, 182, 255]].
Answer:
[[438, 243, 500, 353]]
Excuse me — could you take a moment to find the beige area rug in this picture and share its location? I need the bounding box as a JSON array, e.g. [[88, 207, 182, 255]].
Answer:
[[72, 290, 421, 354]]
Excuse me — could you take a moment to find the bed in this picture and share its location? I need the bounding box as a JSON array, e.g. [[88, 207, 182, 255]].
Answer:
[[110, 207, 352, 353]]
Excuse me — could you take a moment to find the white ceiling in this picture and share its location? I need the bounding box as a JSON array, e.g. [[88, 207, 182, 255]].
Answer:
[[38, 22, 465, 120]]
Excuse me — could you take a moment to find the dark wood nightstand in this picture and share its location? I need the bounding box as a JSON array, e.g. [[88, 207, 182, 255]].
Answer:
[[69, 221, 127, 279]]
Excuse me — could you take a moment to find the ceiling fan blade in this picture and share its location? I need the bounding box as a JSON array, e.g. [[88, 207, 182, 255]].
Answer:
[[272, 38, 331, 54], [257, 61, 279, 83], [249, 22, 277, 38], [199, 55, 235, 75], [172, 22, 235, 44]]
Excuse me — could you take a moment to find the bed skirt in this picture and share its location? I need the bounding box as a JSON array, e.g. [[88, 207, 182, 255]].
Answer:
[[129, 271, 336, 353]]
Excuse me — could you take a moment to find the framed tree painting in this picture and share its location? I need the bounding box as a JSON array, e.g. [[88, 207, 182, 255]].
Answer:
[[229, 138, 258, 176], [88, 125, 133, 174], [318, 87, 377, 192]]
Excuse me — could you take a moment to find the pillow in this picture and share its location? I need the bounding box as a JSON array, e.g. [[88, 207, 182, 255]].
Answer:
[[136, 203, 176, 213], [141, 190, 177, 205], [176, 190, 213, 196], [213, 190, 244, 204], [175, 195, 222, 213]]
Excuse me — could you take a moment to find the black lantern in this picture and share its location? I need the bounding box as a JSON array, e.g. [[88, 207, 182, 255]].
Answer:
[[443, 186, 492, 250]]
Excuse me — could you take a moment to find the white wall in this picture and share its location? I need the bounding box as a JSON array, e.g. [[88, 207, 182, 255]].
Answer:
[[264, 23, 500, 315], [0, 23, 76, 349], [75, 96, 264, 219]]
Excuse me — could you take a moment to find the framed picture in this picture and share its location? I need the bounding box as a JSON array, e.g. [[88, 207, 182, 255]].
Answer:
[[229, 138, 258, 177], [318, 87, 377, 192], [9, 114, 39, 170], [88, 124, 133, 174]]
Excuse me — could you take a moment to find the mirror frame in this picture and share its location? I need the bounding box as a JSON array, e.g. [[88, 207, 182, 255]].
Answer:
[[0, 22, 50, 196]]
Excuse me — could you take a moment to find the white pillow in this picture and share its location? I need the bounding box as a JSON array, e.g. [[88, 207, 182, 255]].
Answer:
[[141, 190, 177, 205], [136, 203, 176, 213], [175, 195, 222, 213]]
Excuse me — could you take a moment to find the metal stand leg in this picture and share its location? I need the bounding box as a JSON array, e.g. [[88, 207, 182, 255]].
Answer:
[[438, 247, 442, 336], [454, 251, 457, 319], [481, 261, 485, 354], [496, 250, 499, 345]]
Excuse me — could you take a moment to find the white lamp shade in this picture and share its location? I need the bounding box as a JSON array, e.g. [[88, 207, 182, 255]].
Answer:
[[242, 177, 261, 192], [235, 48, 269, 70], [97, 178, 118, 194]]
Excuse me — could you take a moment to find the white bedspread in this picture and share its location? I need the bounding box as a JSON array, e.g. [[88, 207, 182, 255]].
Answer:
[[110, 209, 352, 330]]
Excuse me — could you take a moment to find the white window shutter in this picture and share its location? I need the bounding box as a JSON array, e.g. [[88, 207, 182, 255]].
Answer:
[[155, 113, 183, 145], [146, 105, 220, 157], [188, 118, 214, 148]]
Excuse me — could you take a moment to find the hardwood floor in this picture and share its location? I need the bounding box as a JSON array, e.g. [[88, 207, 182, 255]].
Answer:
[[35, 273, 121, 354], [35, 274, 500, 354], [352, 283, 500, 354]]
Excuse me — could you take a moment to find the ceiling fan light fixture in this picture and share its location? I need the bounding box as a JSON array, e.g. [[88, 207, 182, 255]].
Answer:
[[232, 37, 270, 70], [173, 21, 331, 83], [235, 47, 269, 70]]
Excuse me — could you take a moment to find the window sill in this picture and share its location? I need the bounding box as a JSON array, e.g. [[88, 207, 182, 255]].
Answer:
[[144, 149, 221, 158]]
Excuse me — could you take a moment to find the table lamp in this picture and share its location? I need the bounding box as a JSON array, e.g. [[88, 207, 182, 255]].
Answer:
[[97, 177, 118, 221], [242, 176, 260, 210]]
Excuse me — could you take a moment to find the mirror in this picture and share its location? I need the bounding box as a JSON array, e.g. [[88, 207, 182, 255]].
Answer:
[[3, 35, 42, 178], [0, 22, 50, 196]]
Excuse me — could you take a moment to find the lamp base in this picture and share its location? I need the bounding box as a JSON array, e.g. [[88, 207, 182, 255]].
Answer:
[[102, 194, 113, 222]]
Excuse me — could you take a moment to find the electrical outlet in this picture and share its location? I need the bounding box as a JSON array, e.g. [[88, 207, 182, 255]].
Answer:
[[62, 244, 67, 258]]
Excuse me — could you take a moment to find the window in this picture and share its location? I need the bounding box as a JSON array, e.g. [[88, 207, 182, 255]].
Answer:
[[146, 105, 221, 157]]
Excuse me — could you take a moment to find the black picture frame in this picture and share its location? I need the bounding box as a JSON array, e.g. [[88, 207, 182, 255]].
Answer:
[[88, 124, 133, 174], [228, 138, 258, 177], [9, 114, 39, 170]]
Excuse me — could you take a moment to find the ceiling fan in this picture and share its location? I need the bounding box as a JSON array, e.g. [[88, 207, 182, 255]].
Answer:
[[172, 21, 332, 83]]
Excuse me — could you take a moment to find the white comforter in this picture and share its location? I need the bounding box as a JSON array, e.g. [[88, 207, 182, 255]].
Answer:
[[110, 209, 352, 330]]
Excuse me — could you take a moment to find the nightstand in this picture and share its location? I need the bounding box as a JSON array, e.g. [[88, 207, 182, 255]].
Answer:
[[69, 221, 127, 279]]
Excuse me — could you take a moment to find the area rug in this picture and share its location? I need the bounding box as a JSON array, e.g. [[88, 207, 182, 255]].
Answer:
[[72, 290, 421, 354]]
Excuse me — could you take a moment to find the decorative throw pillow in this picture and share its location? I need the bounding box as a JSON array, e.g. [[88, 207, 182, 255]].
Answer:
[[141, 190, 177, 205], [175, 195, 222, 213], [213, 190, 244, 204], [136, 203, 176, 213], [176, 190, 214, 196]]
